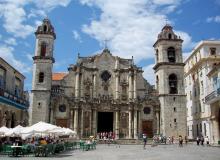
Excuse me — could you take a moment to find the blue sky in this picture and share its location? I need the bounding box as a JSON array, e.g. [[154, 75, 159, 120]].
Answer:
[[0, 0, 220, 90]]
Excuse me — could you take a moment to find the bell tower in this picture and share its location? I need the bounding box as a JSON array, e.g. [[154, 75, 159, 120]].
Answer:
[[153, 24, 187, 137], [30, 18, 56, 124]]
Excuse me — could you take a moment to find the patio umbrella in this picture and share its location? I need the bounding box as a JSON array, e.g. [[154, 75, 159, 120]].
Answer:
[[48, 127, 65, 136], [20, 121, 59, 139], [63, 128, 76, 136], [0, 126, 10, 136], [5, 125, 25, 137]]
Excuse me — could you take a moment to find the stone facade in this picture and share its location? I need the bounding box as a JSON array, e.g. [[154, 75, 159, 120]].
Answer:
[[153, 24, 187, 138], [30, 19, 160, 139], [0, 57, 29, 127], [185, 40, 220, 143]]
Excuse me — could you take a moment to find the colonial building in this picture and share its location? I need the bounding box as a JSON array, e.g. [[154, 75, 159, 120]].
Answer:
[[153, 24, 187, 138], [30, 18, 160, 139], [0, 57, 29, 127], [185, 40, 220, 143]]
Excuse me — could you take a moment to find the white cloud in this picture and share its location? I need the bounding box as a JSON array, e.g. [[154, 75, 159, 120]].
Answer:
[[206, 16, 220, 23], [0, 34, 2, 40], [175, 30, 197, 50], [72, 30, 82, 42], [143, 64, 155, 85], [0, 3, 35, 38], [0, 44, 31, 73], [26, 53, 33, 61], [33, 0, 72, 10], [28, 9, 46, 18], [4, 38, 17, 46], [80, 0, 194, 63], [0, 0, 72, 38]]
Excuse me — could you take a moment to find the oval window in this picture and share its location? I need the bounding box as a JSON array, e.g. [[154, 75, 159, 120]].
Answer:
[[59, 104, 66, 112]]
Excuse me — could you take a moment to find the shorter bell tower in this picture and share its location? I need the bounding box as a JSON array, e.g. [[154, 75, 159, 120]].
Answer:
[[30, 18, 56, 124], [153, 24, 187, 137]]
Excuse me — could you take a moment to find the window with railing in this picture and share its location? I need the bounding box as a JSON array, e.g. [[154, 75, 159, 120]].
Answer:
[[0, 67, 6, 89]]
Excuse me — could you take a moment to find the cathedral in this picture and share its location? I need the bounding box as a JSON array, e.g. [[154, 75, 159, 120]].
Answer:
[[30, 18, 186, 139]]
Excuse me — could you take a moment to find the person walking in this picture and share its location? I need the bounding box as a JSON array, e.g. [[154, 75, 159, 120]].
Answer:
[[201, 136, 204, 146], [185, 136, 188, 145], [196, 136, 200, 146], [179, 135, 183, 147], [205, 136, 210, 146], [171, 136, 174, 144], [143, 133, 147, 149]]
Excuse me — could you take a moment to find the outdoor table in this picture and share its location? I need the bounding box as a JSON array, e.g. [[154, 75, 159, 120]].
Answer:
[[11, 146, 22, 157]]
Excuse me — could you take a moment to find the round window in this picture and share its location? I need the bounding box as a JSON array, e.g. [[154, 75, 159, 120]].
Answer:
[[143, 107, 151, 114], [59, 104, 66, 112], [101, 70, 111, 82]]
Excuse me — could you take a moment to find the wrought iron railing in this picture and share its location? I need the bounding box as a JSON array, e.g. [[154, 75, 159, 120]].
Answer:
[[205, 87, 220, 103], [51, 87, 64, 96], [0, 88, 29, 107]]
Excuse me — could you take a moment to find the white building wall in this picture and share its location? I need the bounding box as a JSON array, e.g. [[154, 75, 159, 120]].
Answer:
[[185, 40, 220, 141]]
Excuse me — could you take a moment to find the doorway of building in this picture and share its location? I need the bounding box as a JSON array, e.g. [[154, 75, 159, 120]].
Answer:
[[142, 120, 153, 138], [97, 112, 113, 132], [56, 119, 68, 128]]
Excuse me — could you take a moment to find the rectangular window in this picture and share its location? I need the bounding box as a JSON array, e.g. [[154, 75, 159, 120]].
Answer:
[[201, 81, 203, 95], [0, 67, 6, 89], [210, 47, 216, 55]]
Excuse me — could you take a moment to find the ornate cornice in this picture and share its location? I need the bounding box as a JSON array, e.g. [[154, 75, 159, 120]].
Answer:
[[33, 56, 55, 63], [153, 62, 185, 71]]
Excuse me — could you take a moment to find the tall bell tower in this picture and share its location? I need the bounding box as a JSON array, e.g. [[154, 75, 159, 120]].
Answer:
[[30, 18, 56, 125], [153, 24, 187, 137]]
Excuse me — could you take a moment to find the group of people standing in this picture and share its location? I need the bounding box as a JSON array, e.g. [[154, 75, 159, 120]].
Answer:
[[143, 134, 211, 148], [97, 131, 115, 142], [196, 136, 210, 146]]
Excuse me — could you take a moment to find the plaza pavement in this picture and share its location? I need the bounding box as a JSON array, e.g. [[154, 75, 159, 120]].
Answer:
[[0, 144, 220, 160]]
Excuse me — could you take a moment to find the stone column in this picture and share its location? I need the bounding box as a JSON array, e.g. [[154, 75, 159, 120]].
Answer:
[[138, 110, 141, 137], [133, 71, 137, 99], [115, 73, 119, 99], [70, 109, 73, 129], [80, 73, 84, 98], [50, 108, 54, 124], [92, 109, 97, 135], [73, 108, 79, 134], [128, 109, 132, 139], [212, 119, 220, 143], [81, 110, 84, 138], [128, 71, 133, 100], [93, 74, 97, 98], [115, 110, 120, 139], [133, 109, 137, 139], [156, 111, 160, 134], [75, 72, 80, 99]]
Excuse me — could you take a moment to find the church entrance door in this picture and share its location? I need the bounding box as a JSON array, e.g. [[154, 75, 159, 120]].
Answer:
[[142, 120, 153, 138], [56, 119, 68, 128], [97, 112, 113, 133]]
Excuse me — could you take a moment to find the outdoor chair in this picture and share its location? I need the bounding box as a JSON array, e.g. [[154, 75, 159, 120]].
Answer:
[[2, 145, 13, 156]]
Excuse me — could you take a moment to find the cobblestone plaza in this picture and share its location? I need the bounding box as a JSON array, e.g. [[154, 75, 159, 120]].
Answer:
[[0, 144, 219, 160]]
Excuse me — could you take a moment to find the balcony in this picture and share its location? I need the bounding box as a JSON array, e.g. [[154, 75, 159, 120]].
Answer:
[[51, 86, 64, 97], [204, 88, 220, 104], [0, 88, 29, 110]]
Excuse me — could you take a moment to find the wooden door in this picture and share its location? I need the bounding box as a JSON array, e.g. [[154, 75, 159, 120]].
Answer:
[[56, 119, 68, 128], [142, 120, 153, 138]]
